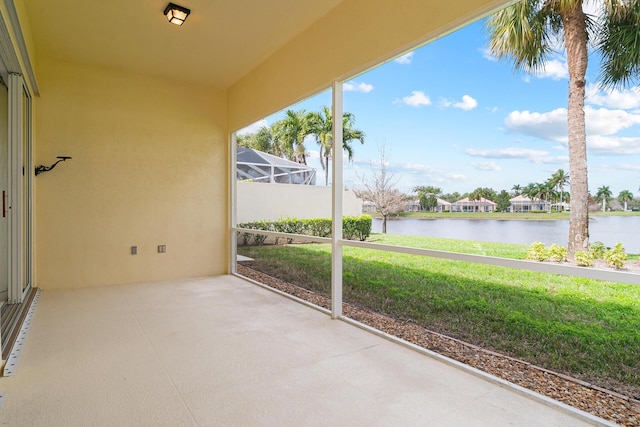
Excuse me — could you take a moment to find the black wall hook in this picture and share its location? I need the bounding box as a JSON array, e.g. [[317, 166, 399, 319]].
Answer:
[[35, 156, 72, 176]]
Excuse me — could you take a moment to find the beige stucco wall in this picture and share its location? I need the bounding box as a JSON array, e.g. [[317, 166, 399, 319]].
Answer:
[[18, 0, 515, 289], [236, 182, 362, 224], [34, 58, 227, 289], [227, 0, 512, 131]]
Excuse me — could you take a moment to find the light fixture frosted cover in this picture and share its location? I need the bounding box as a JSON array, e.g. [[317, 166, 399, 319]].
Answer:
[[164, 3, 190, 26]]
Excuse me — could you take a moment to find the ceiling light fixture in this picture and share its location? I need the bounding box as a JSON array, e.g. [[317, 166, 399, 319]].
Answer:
[[164, 3, 190, 26]]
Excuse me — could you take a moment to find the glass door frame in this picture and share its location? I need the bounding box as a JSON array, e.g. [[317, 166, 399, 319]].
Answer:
[[7, 73, 32, 304]]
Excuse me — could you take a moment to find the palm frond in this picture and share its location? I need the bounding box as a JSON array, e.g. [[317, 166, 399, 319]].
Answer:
[[486, 0, 556, 73], [598, 0, 640, 88]]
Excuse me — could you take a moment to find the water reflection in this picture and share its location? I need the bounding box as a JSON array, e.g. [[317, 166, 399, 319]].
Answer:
[[372, 216, 640, 252]]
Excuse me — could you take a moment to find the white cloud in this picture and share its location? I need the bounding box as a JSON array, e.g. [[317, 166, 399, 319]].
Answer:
[[441, 95, 478, 110], [237, 119, 268, 135], [588, 136, 640, 155], [616, 163, 640, 172], [516, 55, 568, 82], [403, 162, 435, 173], [465, 147, 567, 164], [586, 107, 640, 135], [394, 52, 414, 64], [471, 161, 501, 171], [504, 106, 640, 143], [504, 108, 568, 141], [586, 84, 640, 110], [455, 95, 478, 111], [532, 58, 568, 80], [446, 173, 467, 181], [402, 91, 431, 107], [481, 47, 497, 62], [343, 81, 374, 93], [465, 147, 548, 160]]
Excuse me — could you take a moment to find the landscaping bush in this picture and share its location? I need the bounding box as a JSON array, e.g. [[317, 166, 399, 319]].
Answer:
[[306, 218, 333, 238], [526, 241, 548, 261], [590, 241, 607, 259], [237, 215, 372, 244], [575, 251, 595, 267], [548, 244, 567, 262], [604, 243, 626, 269], [343, 215, 372, 241]]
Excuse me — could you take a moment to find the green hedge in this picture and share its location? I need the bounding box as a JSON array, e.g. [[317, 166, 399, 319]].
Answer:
[[238, 215, 372, 245]]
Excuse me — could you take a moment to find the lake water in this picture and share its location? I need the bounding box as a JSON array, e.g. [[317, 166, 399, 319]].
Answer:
[[372, 216, 640, 252]]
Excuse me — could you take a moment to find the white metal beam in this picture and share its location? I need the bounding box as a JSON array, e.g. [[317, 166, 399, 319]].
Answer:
[[331, 81, 343, 319]]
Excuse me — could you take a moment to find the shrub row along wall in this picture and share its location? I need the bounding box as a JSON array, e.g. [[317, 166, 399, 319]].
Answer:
[[238, 216, 372, 245]]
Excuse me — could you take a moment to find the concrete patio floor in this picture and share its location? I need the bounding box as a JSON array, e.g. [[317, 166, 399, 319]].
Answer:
[[0, 275, 610, 426]]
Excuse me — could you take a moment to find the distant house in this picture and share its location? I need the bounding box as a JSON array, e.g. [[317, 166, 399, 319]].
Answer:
[[436, 198, 452, 212], [363, 201, 376, 213], [405, 199, 421, 212], [509, 195, 551, 212], [405, 198, 451, 212], [451, 197, 496, 213]]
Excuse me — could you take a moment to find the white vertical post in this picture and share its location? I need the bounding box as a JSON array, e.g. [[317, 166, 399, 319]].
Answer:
[[230, 133, 238, 275], [331, 81, 343, 319], [7, 73, 23, 304]]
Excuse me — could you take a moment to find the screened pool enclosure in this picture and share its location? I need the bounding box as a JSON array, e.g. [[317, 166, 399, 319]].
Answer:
[[236, 147, 316, 185]]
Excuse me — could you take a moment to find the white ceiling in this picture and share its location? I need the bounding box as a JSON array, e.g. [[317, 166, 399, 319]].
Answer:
[[24, 0, 344, 89]]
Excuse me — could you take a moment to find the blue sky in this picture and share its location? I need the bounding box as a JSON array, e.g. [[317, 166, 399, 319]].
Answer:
[[239, 18, 640, 198]]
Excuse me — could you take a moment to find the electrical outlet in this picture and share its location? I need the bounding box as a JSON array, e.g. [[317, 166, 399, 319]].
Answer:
[[131, 246, 137, 255], [158, 245, 166, 253]]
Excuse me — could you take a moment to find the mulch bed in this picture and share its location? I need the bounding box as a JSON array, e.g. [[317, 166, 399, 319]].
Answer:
[[237, 264, 640, 426]]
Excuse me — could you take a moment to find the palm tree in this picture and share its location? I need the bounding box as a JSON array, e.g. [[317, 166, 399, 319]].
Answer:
[[540, 181, 556, 211], [306, 106, 365, 185], [596, 185, 612, 212], [549, 169, 570, 209], [487, 1, 640, 258], [521, 183, 537, 201], [618, 189, 633, 212], [271, 109, 311, 164], [511, 184, 522, 195]]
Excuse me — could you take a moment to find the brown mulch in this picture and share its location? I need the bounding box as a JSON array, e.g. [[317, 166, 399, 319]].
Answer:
[[237, 264, 640, 427]]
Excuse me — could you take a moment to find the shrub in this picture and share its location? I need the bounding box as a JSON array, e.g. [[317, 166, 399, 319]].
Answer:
[[343, 215, 372, 241], [237, 215, 372, 244], [239, 231, 252, 246], [526, 241, 548, 261], [548, 244, 567, 262], [604, 243, 626, 269], [589, 241, 607, 259], [575, 251, 594, 267], [306, 218, 332, 238]]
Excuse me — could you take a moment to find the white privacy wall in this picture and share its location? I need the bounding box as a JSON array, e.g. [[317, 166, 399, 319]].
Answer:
[[236, 182, 363, 223]]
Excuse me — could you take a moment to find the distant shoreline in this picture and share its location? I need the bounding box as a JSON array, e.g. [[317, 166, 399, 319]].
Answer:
[[368, 211, 640, 221]]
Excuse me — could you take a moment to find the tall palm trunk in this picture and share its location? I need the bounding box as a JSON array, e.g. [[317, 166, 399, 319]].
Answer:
[[564, 3, 589, 258], [324, 152, 330, 186]]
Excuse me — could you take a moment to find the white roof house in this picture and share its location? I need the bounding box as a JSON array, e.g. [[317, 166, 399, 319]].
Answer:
[[451, 197, 496, 213], [509, 195, 551, 212], [436, 198, 452, 212], [406, 197, 452, 212]]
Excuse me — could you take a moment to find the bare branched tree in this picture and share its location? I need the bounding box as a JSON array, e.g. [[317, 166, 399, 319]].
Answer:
[[354, 148, 406, 233]]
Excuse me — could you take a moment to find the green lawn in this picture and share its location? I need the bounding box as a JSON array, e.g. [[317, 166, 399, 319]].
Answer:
[[238, 233, 640, 396]]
